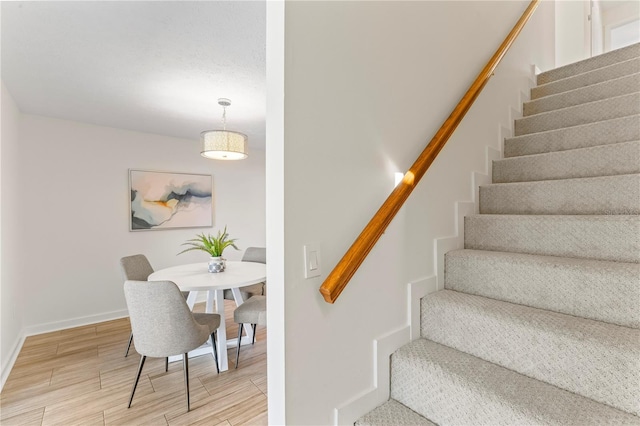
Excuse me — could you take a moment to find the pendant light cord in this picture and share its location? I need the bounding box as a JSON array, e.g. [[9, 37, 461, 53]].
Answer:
[[221, 105, 227, 131]]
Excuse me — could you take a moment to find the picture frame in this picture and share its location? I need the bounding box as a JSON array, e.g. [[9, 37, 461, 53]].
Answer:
[[129, 169, 213, 231]]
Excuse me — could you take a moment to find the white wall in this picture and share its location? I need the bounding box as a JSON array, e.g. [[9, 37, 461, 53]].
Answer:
[[556, 0, 591, 66], [275, 1, 554, 424], [1, 82, 25, 386], [16, 115, 265, 330], [0, 110, 265, 383]]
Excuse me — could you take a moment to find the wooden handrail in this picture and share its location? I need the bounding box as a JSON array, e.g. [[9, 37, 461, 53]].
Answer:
[[320, 0, 540, 304]]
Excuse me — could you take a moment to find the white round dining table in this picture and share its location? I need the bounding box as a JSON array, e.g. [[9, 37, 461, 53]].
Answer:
[[148, 261, 266, 371]]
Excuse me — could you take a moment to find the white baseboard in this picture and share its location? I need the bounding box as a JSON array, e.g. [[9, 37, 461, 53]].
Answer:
[[1, 309, 129, 392], [1, 333, 26, 392], [1, 308, 129, 392], [17, 293, 205, 339], [334, 325, 410, 426], [0, 293, 208, 392], [23, 309, 129, 337], [333, 275, 437, 424]]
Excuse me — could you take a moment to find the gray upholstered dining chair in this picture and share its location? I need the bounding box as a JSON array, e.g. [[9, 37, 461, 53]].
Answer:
[[124, 280, 220, 412], [120, 254, 190, 357], [233, 295, 266, 368], [223, 247, 266, 301]]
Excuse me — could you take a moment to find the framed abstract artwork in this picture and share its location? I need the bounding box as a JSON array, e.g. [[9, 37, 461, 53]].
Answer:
[[129, 169, 213, 231]]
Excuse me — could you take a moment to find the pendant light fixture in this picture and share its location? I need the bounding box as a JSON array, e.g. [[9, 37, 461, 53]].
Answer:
[[200, 98, 248, 160]]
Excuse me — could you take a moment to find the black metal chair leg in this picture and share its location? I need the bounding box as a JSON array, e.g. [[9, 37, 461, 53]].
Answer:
[[235, 323, 244, 369], [128, 355, 146, 408], [183, 353, 190, 412], [252, 324, 257, 344], [211, 332, 220, 374], [165, 357, 169, 372], [124, 332, 134, 357]]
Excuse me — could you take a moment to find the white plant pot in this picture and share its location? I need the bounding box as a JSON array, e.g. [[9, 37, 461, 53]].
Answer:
[[208, 256, 225, 273]]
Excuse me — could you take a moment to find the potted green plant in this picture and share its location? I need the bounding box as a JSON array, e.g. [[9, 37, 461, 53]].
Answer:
[[178, 226, 239, 273]]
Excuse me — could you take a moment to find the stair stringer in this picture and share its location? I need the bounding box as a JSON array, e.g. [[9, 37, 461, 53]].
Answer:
[[335, 144, 507, 425], [435, 143, 501, 291], [334, 325, 411, 425], [432, 87, 526, 283], [337, 71, 536, 425]]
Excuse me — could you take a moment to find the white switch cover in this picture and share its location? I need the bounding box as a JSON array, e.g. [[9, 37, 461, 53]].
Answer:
[[303, 244, 321, 279]]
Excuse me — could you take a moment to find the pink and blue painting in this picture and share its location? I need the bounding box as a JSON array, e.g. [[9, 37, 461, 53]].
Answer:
[[129, 170, 213, 231]]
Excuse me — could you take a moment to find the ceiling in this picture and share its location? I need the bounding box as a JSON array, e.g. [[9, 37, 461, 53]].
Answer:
[[1, 1, 266, 150]]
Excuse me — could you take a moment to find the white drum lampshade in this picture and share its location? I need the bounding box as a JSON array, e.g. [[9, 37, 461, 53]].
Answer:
[[200, 130, 248, 160], [200, 98, 248, 160]]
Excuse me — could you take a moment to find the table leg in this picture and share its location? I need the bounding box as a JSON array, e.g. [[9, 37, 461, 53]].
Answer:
[[206, 290, 215, 313], [213, 289, 228, 371], [230, 288, 254, 344], [186, 291, 197, 310], [170, 290, 230, 371], [171, 288, 252, 371]]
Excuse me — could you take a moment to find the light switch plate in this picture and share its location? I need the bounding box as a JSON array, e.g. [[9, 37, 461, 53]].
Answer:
[[303, 244, 321, 279]]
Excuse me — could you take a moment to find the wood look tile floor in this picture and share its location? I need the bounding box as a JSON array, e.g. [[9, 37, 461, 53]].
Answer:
[[0, 301, 267, 426]]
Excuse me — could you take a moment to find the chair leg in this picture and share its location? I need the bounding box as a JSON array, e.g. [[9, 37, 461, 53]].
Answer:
[[127, 355, 146, 408], [252, 324, 257, 344], [235, 323, 244, 369], [124, 332, 134, 357], [183, 353, 190, 412], [165, 357, 169, 372], [211, 332, 220, 374]]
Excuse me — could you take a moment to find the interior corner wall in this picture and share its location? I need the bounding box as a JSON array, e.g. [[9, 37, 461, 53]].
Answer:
[[1, 82, 25, 383], [280, 1, 554, 424], [12, 114, 265, 333]]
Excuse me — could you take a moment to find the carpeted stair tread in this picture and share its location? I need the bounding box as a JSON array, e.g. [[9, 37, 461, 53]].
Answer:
[[504, 114, 640, 157], [391, 339, 640, 425], [537, 42, 640, 85], [479, 174, 640, 215], [355, 399, 436, 426], [494, 140, 640, 183], [524, 73, 640, 116], [464, 214, 640, 263], [421, 290, 640, 415], [515, 92, 640, 136], [532, 57, 640, 100], [444, 249, 640, 328]]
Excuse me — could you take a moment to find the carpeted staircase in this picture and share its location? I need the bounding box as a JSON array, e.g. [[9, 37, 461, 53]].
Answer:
[[356, 43, 640, 425]]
